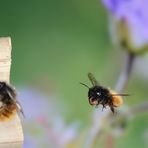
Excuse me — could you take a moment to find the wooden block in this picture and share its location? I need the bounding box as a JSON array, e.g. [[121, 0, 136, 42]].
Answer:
[[0, 37, 23, 148]]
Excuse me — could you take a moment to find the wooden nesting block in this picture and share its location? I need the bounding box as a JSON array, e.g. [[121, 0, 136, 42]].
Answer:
[[0, 37, 23, 148]]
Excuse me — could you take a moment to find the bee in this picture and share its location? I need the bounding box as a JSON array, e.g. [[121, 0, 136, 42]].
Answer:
[[80, 73, 129, 113], [0, 82, 24, 121]]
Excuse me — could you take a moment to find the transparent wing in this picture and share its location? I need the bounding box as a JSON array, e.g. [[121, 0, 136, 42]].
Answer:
[[88, 73, 99, 86], [16, 101, 25, 118]]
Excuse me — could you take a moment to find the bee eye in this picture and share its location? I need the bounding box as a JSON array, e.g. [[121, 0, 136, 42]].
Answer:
[[97, 92, 101, 96]]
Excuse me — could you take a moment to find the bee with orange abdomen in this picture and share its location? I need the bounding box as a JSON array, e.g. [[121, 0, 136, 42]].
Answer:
[[0, 82, 24, 121], [80, 73, 129, 113]]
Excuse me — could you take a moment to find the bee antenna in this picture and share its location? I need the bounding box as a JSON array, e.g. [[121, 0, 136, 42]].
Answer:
[[80, 82, 89, 89]]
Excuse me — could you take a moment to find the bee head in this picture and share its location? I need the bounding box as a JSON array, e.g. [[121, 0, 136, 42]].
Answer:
[[88, 86, 102, 106]]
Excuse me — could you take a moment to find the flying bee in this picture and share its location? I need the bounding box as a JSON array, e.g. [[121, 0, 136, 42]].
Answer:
[[0, 82, 24, 121], [80, 73, 129, 113]]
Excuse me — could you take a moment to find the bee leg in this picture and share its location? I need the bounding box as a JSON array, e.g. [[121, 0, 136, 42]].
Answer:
[[104, 104, 107, 109], [110, 106, 115, 114], [102, 104, 106, 111]]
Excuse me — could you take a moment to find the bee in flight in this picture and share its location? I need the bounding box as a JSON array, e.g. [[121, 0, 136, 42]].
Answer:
[[0, 82, 24, 121], [80, 73, 129, 113]]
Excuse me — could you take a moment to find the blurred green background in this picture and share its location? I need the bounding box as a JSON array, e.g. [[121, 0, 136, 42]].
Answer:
[[0, 0, 148, 148]]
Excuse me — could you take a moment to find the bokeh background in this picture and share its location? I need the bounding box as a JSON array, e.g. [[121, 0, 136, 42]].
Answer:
[[0, 0, 148, 148]]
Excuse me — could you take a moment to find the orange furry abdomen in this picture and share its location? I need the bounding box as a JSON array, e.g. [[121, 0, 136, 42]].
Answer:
[[0, 104, 17, 121], [110, 90, 123, 107]]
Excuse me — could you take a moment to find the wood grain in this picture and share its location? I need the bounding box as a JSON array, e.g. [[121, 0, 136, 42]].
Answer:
[[0, 37, 23, 148]]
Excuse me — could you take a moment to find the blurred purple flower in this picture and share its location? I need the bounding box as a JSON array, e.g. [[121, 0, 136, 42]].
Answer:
[[17, 87, 78, 148], [102, 0, 148, 51], [84, 108, 109, 148], [18, 88, 50, 121], [23, 134, 38, 148]]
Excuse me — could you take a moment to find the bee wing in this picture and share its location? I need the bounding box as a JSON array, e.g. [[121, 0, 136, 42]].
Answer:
[[111, 93, 130, 96], [88, 73, 99, 86], [16, 101, 25, 118]]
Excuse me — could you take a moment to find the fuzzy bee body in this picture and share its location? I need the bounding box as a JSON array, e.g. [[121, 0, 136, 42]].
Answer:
[[81, 73, 127, 113], [0, 82, 23, 121], [88, 85, 123, 113]]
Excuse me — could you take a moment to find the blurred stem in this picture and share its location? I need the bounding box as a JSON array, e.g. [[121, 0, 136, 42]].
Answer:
[[110, 101, 148, 130], [130, 102, 148, 115], [86, 52, 135, 148], [115, 52, 135, 92], [104, 53, 135, 148]]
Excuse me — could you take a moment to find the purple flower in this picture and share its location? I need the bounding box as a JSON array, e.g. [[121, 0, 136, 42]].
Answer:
[[18, 88, 50, 121], [17, 87, 78, 148], [102, 0, 148, 52]]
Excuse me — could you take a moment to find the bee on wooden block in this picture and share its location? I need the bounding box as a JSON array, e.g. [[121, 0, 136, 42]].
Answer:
[[80, 73, 129, 113], [0, 82, 23, 121]]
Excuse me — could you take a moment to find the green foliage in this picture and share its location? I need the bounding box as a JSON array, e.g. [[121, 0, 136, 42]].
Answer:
[[0, 1, 148, 147]]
